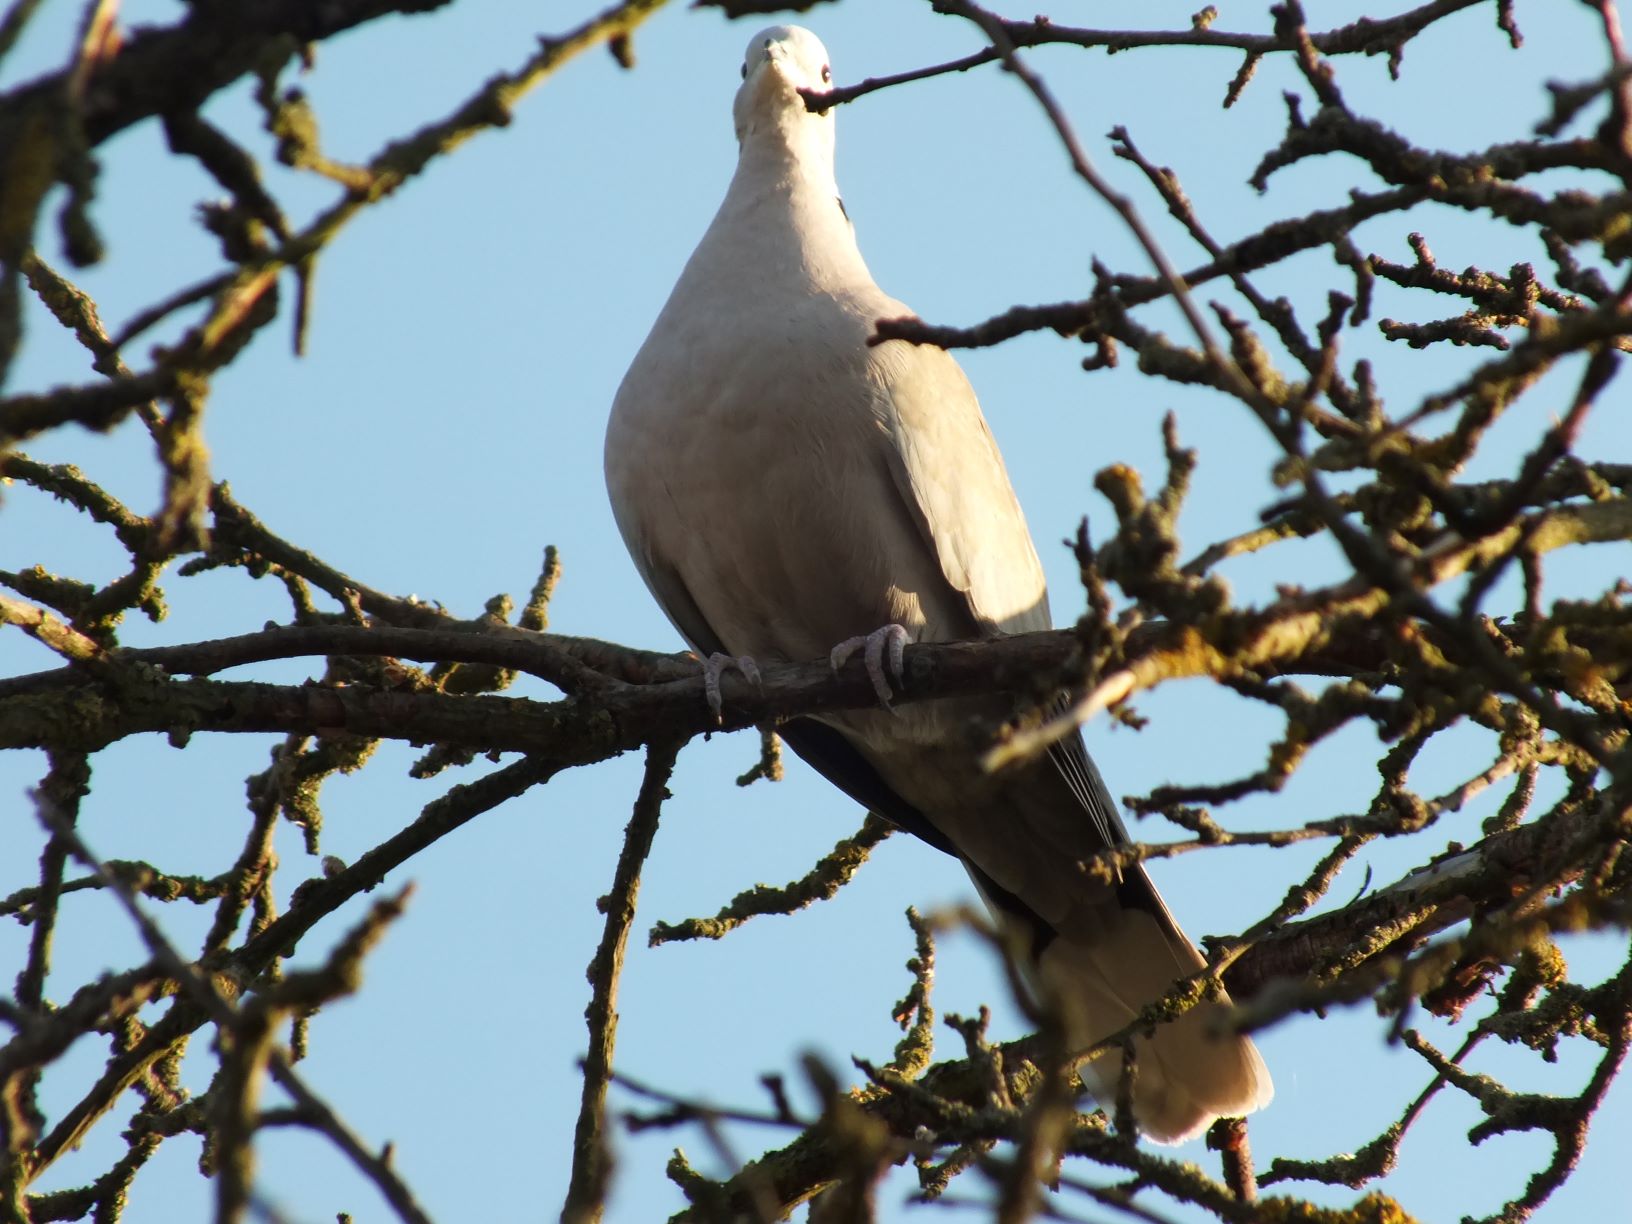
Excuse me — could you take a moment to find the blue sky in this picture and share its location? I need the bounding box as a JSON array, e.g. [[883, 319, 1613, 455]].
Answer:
[[3, 1, 1630, 1220]]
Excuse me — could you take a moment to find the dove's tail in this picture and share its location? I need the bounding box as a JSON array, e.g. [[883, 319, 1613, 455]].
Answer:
[[777, 718, 1272, 1142], [973, 868, 1273, 1145]]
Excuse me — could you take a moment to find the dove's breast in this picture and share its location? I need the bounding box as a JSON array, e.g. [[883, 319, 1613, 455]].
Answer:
[[606, 282, 974, 667]]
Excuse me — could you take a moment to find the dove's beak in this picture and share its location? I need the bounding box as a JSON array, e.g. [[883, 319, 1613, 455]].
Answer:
[[752, 37, 791, 80]]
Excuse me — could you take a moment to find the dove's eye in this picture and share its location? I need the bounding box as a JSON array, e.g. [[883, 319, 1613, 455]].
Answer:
[[821, 65, 832, 84]]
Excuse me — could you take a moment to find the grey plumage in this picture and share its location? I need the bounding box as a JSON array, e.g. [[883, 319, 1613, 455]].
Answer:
[[604, 24, 1271, 1143]]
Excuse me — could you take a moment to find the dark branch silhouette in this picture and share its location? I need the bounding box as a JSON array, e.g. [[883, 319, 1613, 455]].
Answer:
[[2, 0, 1630, 1221]]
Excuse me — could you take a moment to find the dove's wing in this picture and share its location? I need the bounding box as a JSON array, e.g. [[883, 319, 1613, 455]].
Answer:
[[873, 339, 1050, 636], [871, 338, 1135, 853]]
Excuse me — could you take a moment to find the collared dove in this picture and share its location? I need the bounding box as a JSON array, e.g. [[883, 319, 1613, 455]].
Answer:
[[604, 23, 1271, 1144]]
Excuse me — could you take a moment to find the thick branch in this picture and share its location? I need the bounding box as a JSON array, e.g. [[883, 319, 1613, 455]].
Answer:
[[0, 0, 452, 151]]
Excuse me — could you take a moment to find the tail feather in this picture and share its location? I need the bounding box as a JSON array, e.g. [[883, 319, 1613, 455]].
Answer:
[[802, 723, 1273, 1144], [1035, 902, 1272, 1143], [973, 864, 1272, 1145]]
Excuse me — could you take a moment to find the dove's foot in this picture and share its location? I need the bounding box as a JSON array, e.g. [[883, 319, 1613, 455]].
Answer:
[[702, 652, 762, 721], [830, 623, 910, 707]]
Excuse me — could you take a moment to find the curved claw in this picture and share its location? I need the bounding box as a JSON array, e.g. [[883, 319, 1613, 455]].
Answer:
[[830, 623, 910, 708], [702, 652, 762, 722]]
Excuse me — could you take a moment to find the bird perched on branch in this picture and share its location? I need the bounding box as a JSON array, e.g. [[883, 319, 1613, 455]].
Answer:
[[604, 23, 1270, 1143]]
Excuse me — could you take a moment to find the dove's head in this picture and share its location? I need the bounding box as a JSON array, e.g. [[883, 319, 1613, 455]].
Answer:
[[733, 25, 835, 157]]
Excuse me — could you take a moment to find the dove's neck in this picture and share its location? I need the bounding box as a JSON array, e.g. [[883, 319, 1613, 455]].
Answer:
[[699, 119, 871, 293]]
